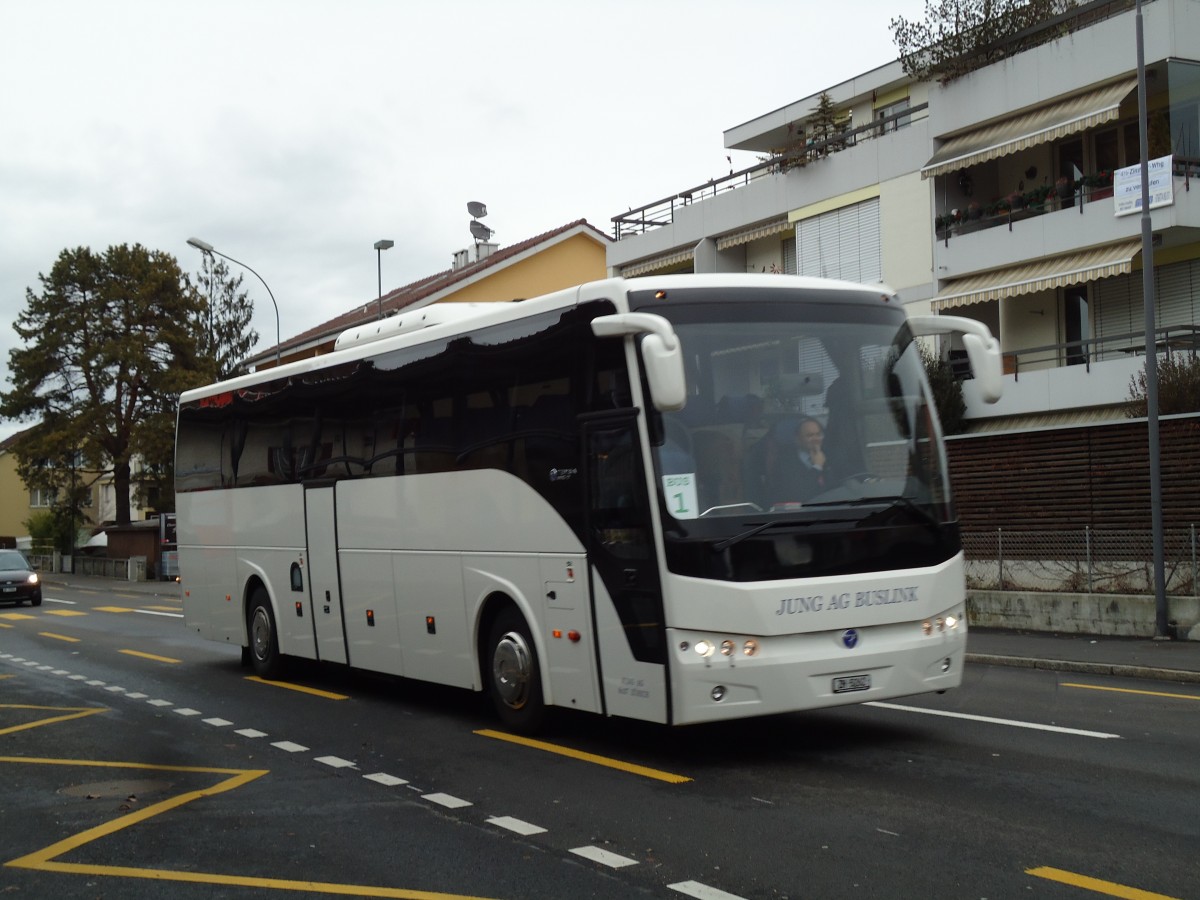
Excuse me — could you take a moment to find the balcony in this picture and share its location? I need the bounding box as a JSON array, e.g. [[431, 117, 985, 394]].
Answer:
[[610, 103, 929, 242], [961, 324, 1200, 421]]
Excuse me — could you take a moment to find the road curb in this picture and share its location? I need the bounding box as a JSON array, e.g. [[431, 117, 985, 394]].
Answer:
[[967, 653, 1200, 685]]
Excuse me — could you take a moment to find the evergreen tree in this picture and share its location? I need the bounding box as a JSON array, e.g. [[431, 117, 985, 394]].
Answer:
[[808, 92, 840, 157], [0, 244, 206, 525], [187, 254, 258, 382]]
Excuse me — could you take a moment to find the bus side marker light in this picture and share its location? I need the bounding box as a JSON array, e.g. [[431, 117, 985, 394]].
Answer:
[[568, 630, 581, 643], [426, 616, 436, 635], [295, 602, 304, 618], [552, 629, 562, 639], [366, 609, 375, 627], [225, 594, 231, 603]]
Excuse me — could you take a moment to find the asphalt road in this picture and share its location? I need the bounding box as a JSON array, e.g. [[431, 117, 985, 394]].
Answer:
[[2, 582, 1198, 899]]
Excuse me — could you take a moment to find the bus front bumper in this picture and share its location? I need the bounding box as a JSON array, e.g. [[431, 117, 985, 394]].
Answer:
[[667, 614, 967, 726]]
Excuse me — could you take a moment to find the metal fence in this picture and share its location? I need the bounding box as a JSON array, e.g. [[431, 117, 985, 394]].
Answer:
[[963, 527, 1198, 596], [28, 553, 142, 581]]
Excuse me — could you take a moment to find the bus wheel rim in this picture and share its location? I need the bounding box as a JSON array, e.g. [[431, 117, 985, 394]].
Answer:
[[252, 608, 271, 661], [492, 631, 531, 709]]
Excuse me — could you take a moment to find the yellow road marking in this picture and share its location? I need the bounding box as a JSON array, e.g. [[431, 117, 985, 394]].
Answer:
[[1028, 866, 1181, 899], [0, 704, 108, 735], [144, 605, 182, 612], [2, 756, 494, 898], [39, 632, 80, 643], [245, 675, 349, 700], [0, 612, 36, 621], [1063, 682, 1200, 702], [44, 609, 87, 617], [119, 649, 182, 664], [0, 622, 12, 629], [475, 729, 693, 784]]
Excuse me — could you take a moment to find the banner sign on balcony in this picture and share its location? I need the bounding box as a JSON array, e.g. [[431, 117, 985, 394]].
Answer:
[[1114, 155, 1173, 217]]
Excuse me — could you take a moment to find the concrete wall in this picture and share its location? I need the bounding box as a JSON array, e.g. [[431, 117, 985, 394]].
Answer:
[[969, 589, 1200, 640]]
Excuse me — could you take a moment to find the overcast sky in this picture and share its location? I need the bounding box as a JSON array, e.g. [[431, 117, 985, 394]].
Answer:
[[0, 0, 924, 441]]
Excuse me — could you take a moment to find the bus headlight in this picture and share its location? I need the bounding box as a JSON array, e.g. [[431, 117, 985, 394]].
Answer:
[[720, 640, 736, 656], [743, 640, 759, 657], [695, 640, 714, 658]]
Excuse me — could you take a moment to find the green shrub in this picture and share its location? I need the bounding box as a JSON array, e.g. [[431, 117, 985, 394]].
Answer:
[[1127, 350, 1200, 417], [921, 344, 968, 435]]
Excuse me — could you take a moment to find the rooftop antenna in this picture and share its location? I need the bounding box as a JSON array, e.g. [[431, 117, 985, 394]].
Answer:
[[468, 201, 494, 246]]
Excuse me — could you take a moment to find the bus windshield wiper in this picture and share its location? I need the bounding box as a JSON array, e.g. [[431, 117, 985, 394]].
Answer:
[[712, 517, 833, 553], [803, 495, 941, 531]]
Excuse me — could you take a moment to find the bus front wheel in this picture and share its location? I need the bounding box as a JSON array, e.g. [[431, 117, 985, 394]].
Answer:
[[247, 589, 284, 679], [487, 608, 545, 733]]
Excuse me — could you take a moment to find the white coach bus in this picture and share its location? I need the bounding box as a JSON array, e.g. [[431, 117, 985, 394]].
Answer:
[[175, 274, 1001, 732]]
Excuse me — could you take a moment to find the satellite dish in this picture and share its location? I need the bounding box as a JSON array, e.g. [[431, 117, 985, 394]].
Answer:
[[470, 220, 494, 241], [467, 201, 487, 218]]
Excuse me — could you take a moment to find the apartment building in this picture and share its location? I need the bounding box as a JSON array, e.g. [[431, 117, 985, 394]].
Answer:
[[607, 0, 1200, 431]]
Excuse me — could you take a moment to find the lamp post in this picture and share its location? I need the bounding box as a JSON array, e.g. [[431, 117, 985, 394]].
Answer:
[[374, 239, 394, 320], [186, 237, 282, 366], [1134, 0, 1167, 638]]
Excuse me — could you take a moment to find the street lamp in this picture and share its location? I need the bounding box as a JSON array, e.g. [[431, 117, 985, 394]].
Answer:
[[186, 237, 282, 366], [374, 239, 394, 320]]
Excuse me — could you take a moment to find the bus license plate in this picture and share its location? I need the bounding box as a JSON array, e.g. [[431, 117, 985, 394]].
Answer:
[[833, 674, 870, 693]]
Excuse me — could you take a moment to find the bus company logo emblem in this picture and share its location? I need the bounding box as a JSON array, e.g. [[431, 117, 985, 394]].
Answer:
[[549, 467, 577, 482], [841, 629, 859, 649]]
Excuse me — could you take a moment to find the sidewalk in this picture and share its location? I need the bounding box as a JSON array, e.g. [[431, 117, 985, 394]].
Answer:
[[39, 574, 1200, 685], [967, 627, 1200, 685]]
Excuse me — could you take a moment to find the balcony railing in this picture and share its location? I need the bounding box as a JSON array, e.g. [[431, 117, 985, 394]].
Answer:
[[611, 103, 929, 240], [952, 324, 1200, 381]]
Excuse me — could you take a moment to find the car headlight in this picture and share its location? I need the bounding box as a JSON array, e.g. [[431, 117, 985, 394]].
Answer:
[[27, 573, 39, 586]]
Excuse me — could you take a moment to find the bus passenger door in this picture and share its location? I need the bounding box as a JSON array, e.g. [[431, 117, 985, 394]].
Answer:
[[582, 412, 669, 724], [304, 485, 348, 665]]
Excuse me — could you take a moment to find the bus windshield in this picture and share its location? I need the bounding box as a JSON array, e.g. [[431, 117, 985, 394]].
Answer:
[[635, 293, 955, 581]]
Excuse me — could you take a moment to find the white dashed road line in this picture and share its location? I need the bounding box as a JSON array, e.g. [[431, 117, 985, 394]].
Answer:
[[569, 846, 638, 868], [422, 792, 473, 809], [669, 880, 751, 899], [364, 773, 408, 787], [487, 816, 547, 836]]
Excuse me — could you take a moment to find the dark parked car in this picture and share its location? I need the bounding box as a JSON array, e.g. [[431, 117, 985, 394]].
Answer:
[[0, 549, 42, 607]]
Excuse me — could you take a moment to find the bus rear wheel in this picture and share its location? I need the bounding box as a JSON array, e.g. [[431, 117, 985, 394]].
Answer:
[[247, 588, 284, 679], [487, 607, 544, 734]]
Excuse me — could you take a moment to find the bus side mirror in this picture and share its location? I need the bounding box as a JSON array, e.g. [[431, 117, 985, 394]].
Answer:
[[908, 314, 1003, 404], [591, 313, 687, 411]]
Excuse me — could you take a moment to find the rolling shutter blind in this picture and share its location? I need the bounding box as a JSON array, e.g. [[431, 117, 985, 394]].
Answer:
[[795, 197, 881, 283]]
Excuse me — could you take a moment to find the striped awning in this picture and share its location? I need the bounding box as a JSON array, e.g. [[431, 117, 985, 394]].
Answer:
[[921, 77, 1137, 178], [716, 218, 792, 250], [620, 248, 694, 277], [932, 240, 1142, 311]]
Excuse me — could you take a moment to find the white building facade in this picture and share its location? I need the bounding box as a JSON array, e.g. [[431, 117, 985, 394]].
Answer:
[[607, 0, 1200, 430]]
